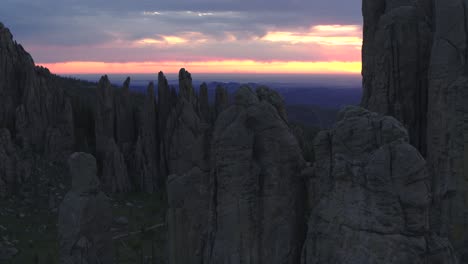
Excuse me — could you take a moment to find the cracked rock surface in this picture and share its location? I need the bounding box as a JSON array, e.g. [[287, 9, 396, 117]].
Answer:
[[301, 106, 457, 264], [361, 0, 432, 155]]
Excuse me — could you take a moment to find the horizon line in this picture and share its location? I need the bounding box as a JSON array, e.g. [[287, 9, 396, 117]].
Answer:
[[38, 60, 362, 75]]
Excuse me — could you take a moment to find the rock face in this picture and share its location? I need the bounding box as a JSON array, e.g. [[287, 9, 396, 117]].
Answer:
[[115, 77, 135, 150], [427, 1, 468, 260], [198, 83, 210, 122], [102, 140, 131, 193], [58, 152, 112, 264], [165, 69, 208, 176], [256, 85, 288, 122], [179, 68, 197, 105], [158, 71, 171, 179], [167, 167, 211, 264], [0, 129, 19, 197], [0, 23, 36, 134], [0, 23, 74, 196], [95, 76, 131, 192], [361, 0, 433, 155], [214, 85, 229, 119], [361, 1, 468, 259], [95, 76, 115, 159], [205, 86, 306, 263], [167, 85, 307, 264], [0, 24, 74, 159], [166, 70, 212, 263], [134, 82, 159, 192], [301, 106, 458, 264]]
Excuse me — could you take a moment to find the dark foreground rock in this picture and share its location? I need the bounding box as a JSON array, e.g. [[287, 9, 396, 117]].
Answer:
[[301, 106, 458, 264], [58, 153, 112, 264], [361, 1, 468, 260], [427, 1, 468, 260]]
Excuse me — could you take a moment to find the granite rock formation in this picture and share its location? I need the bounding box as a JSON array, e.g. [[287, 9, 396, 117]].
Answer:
[[102, 140, 131, 193], [165, 69, 209, 176], [427, 1, 468, 260], [179, 68, 197, 106], [0, 23, 32, 134], [158, 71, 172, 179], [95, 76, 131, 193], [58, 152, 112, 264], [95, 76, 115, 160], [167, 167, 211, 264], [0, 23, 74, 196], [166, 70, 212, 263], [362, 0, 468, 260], [0, 129, 19, 197], [198, 82, 211, 122], [3, 16, 467, 263], [115, 77, 136, 160], [134, 82, 159, 192], [361, 0, 433, 155], [256, 85, 288, 122], [1, 23, 74, 159], [167, 85, 306, 264], [301, 106, 457, 264], [204, 86, 306, 263], [214, 85, 229, 119]]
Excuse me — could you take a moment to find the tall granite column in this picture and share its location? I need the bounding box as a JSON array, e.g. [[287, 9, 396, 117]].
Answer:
[[361, 0, 433, 155], [427, 0, 468, 260]]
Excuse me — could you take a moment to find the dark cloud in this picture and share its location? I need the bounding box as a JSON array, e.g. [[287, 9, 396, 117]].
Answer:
[[1, 0, 362, 62]]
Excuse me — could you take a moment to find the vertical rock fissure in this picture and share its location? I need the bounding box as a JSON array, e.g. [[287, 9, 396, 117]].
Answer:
[[207, 166, 219, 263]]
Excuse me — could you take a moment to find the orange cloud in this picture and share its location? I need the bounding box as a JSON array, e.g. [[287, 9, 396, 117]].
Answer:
[[135, 32, 209, 46], [262, 24, 362, 46], [39, 60, 361, 75], [138, 36, 187, 45]]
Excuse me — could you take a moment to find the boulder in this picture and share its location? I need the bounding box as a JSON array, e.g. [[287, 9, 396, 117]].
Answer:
[[58, 152, 112, 264]]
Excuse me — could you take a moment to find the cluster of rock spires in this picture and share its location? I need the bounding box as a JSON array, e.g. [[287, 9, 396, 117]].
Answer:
[[0, 20, 230, 195], [2, 0, 468, 260], [0, 23, 74, 196]]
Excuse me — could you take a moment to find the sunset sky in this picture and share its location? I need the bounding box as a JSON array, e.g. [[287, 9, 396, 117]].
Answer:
[[2, 0, 362, 75]]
